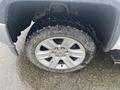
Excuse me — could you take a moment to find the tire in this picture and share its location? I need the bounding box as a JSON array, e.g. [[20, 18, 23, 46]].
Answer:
[[25, 25, 96, 73]]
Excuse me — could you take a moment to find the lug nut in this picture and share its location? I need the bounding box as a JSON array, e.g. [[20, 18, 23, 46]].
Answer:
[[61, 47, 65, 49]]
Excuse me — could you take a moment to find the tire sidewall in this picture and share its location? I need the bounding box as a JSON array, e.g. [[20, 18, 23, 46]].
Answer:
[[25, 26, 96, 73]]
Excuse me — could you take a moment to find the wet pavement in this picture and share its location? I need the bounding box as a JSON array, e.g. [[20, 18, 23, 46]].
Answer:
[[1, 42, 120, 90]]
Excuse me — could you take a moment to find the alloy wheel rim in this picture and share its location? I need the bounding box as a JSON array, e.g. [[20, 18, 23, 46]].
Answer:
[[35, 37, 86, 70]]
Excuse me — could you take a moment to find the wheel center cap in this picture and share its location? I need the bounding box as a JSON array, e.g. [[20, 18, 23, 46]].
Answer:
[[54, 47, 67, 57]]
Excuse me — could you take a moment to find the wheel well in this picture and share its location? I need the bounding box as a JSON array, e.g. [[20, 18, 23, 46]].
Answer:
[[26, 13, 98, 45], [7, 1, 117, 50]]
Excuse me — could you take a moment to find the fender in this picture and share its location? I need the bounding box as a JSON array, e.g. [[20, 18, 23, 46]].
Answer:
[[0, 0, 120, 55], [0, 23, 17, 55], [0, 21, 35, 56]]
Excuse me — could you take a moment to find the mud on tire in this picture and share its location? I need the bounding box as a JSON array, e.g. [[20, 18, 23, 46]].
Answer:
[[24, 25, 96, 73]]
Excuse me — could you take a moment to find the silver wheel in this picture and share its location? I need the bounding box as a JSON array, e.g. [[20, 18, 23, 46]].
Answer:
[[35, 37, 86, 70], [25, 25, 95, 73]]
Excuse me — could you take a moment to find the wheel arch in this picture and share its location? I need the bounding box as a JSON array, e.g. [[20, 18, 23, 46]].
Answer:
[[7, 1, 118, 51]]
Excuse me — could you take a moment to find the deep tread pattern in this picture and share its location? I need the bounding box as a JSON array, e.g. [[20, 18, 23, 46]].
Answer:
[[24, 25, 96, 73]]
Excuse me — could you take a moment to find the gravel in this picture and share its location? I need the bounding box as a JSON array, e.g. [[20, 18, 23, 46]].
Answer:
[[0, 42, 120, 90]]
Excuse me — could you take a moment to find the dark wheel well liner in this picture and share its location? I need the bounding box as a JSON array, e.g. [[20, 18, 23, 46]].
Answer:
[[7, 1, 117, 51], [27, 14, 98, 45]]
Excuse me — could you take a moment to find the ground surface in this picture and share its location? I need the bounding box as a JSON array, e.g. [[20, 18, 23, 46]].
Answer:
[[0, 24, 120, 90], [0, 42, 120, 90]]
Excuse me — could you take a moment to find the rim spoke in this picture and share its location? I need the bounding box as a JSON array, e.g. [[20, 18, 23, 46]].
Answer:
[[61, 38, 75, 49], [68, 49, 85, 58], [62, 56, 74, 68], [42, 39, 57, 49], [49, 57, 60, 68], [36, 51, 52, 59], [35, 37, 86, 70]]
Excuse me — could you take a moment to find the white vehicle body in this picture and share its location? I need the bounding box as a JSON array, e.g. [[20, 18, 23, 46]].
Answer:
[[0, 0, 120, 54]]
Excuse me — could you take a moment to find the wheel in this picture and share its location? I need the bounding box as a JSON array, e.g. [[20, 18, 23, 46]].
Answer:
[[25, 25, 96, 73]]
